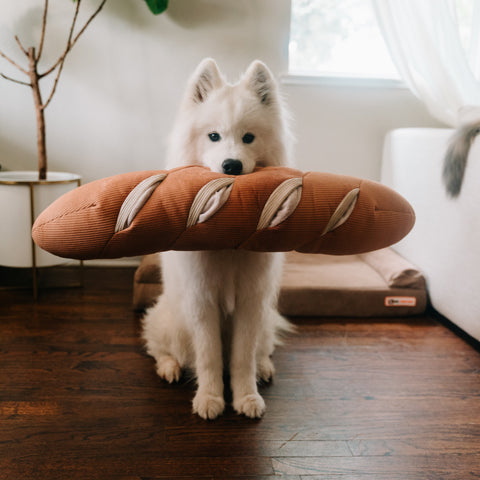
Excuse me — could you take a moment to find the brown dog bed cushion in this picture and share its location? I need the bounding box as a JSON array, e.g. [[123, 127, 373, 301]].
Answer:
[[133, 248, 426, 317]]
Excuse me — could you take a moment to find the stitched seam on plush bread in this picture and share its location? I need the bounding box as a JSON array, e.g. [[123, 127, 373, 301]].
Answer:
[[32, 202, 98, 231], [186, 177, 235, 228], [115, 173, 168, 233], [321, 187, 360, 235], [257, 177, 303, 230]]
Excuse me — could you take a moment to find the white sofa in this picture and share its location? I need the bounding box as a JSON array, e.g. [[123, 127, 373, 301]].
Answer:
[[381, 128, 480, 341]]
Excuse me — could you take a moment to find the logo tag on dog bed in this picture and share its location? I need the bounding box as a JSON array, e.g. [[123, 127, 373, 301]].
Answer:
[[384, 296, 417, 307]]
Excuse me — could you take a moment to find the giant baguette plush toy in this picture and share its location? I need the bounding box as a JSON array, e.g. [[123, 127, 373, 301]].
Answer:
[[32, 165, 415, 259]]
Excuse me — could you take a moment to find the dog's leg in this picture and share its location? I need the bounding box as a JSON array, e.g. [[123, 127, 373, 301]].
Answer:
[[230, 298, 266, 418], [142, 296, 184, 383], [255, 318, 276, 383], [257, 308, 292, 383], [190, 303, 225, 420]]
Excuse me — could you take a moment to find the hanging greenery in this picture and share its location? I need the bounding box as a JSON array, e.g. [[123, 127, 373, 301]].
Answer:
[[144, 0, 169, 15], [73, 0, 169, 15]]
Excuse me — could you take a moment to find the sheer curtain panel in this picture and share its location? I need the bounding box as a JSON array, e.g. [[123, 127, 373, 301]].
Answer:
[[372, 0, 480, 126]]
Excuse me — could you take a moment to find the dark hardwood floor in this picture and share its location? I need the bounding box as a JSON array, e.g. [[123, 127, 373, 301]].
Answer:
[[1, 266, 479, 480]]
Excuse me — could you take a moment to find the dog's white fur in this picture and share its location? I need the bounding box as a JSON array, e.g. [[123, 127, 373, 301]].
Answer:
[[142, 58, 293, 419]]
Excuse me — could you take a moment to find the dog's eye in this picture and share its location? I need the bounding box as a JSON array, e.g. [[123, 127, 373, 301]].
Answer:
[[242, 133, 255, 144], [208, 132, 221, 142]]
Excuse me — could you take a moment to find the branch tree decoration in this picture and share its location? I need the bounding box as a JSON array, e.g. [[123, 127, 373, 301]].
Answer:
[[0, 0, 168, 180]]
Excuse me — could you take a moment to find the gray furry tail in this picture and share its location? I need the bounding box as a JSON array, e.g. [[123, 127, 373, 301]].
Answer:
[[442, 121, 480, 197]]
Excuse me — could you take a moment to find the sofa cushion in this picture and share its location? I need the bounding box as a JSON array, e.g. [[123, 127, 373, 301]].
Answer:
[[381, 128, 480, 340]]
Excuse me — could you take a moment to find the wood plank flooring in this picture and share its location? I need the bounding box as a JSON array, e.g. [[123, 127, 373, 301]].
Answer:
[[1, 266, 480, 479]]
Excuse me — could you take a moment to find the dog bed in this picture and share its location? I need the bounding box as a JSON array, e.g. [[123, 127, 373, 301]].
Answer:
[[133, 248, 426, 317]]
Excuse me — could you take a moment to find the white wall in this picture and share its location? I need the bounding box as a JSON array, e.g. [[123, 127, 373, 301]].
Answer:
[[285, 80, 444, 180], [0, 0, 442, 185]]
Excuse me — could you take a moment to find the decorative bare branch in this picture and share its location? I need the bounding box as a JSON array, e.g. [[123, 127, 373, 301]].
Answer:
[[40, 0, 81, 109], [36, 0, 49, 61], [0, 0, 107, 179], [41, 55, 67, 110], [42, 0, 107, 110], [0, 72, 31, 87], [65, 0, 82, 50], [0, 49, 28, 74], [70, 0, 107, 47], [14, 35, 28, 57], [40, 0, 106, 79]]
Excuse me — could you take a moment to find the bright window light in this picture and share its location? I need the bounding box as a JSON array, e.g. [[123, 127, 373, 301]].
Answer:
[[288, 0, 400, 79], [289, 0, 476, 81]]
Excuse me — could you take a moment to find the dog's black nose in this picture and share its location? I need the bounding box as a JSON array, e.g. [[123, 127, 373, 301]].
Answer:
[[222, 159, 243, 175]]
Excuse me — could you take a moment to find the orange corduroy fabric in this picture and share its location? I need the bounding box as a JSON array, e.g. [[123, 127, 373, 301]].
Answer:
[[32, 166, 415, 260]]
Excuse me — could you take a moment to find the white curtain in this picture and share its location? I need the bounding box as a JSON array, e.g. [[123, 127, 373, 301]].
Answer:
[[372, 0, 480, 126]]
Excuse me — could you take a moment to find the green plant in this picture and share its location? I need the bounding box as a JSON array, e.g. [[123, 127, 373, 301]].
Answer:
[[144, 0, 169, 15]]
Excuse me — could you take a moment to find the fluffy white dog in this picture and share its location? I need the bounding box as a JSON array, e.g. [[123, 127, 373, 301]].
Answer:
[[142, 58, 293, 419]]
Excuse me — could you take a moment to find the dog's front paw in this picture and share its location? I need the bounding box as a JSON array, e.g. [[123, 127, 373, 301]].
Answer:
[[192, 392, 225, 420], [155, 355, 181, 383], [234, 393, 266, 418], [257, 357, 275, 383]]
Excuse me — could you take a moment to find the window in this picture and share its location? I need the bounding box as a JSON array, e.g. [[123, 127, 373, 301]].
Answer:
[[289, 0, 399, 80], [289, 0, 476, 82]]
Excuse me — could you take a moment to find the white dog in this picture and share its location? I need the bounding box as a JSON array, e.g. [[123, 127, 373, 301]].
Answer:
[[142, 58, 293, 419]]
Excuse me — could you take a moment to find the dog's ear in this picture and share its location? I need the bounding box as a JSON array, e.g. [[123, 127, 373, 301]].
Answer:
[[243, 60, 277, 106], [188, 58, 224, 104]]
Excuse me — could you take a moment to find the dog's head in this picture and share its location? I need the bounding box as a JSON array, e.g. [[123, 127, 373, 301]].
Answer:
[[168, 59, 291, 174]]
